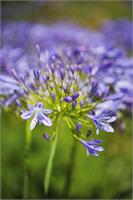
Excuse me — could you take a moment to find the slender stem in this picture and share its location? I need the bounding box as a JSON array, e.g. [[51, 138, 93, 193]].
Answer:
[[62, 138, 77, 197], [23, 120, 32, 199], [44, 115, 61, 196]]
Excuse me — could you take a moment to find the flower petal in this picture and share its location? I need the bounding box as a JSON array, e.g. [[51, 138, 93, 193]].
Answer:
[[5, 94, 18, 107], [97, 109, 117, 122], [106, 93, 124, 101], [30, 117, 38, 130], [89, 138, 103, 145], [80, 139, 103, 157], [87, 147, 99, 157], [96, 128, 99, 135], [95, 146, 104, 151], [21, 110, 33, 119], [42, 109, 52, 114], [36, 102, 43, 108], [40, 114, 52, 126], [96, 121, 114, 132], [0, 75, 19, 84], [28, 104, 34, 110], [87, 114, 95, 120]]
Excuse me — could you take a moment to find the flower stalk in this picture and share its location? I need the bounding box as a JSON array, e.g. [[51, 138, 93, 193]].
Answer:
[[23, 120, 32, 199], [44, 115, 61, 196]]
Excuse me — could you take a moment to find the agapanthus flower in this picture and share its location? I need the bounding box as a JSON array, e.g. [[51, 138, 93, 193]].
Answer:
[[87, 109, 117, 134], [102, 19, 133, 51], [1, 22, 132, 113], [21, 102, 52, 130], [0, 49, 120, 156], [80, 138, 104, 157], [1, 43, 118, 156], [0, 74, 23, 107], [1, 21, 132, 157]]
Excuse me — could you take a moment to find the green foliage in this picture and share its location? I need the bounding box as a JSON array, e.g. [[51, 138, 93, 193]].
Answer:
[[1, 111, 132, 199]]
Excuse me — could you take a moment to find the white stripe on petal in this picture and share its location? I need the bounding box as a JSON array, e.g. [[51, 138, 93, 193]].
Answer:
[[41, 114, 52, 126], [96, 128, 99, 135], [30, 117, 38, 130], [106, 116, 117, 122], [97, 122, 114, 132]]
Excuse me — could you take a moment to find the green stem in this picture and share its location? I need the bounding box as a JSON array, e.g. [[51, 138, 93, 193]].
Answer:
[[62, 138, 77, 197], [23, 120, 32, 199], [44, 115, 61, 196]]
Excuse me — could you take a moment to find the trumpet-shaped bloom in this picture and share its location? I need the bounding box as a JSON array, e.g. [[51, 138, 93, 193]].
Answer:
[[21, 102, 52, 130], [80, 138, 104, 157], [87, 109, 117, 134]]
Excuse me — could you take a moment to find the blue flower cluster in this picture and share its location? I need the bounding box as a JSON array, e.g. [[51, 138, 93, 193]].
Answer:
[[0, 20, 132, 156]]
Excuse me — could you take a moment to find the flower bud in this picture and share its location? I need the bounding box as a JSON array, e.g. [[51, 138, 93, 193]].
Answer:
[[76, 122, 82, 132], [64, 96, 72, 102], [43, 133, 50, 141], [72, 100, 77, 108], [72, 92, 79, 100]]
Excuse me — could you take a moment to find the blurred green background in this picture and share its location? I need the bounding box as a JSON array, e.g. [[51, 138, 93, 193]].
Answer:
[[1, 1, 132, 199]]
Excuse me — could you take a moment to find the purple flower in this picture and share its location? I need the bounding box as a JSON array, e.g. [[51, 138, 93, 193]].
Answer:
[[64, 92, 79, 102], [63, 96, 72, 102], [33, 68, 40, 80], [50, 92, 56, 101], [72, 100, 77, 108], [4, 94, 18, 107], [72, 92, 79, 100], [43, 133, 50, 141], [80, 138, 104, 157], [87, 109, 117, 134], [102, 19, 133, 51], [0, 75, 21, 96], [21, 102, 52, 130], [89, 80, 98, 97], [60, 68, 65, 80], [80, 99, 84, 107], [76, 122, 82, 132], [64, 92, 79, 108], [106, 93, 124, 101], [0, 75, 24, 107], [16, 99, 21, 107]]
